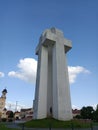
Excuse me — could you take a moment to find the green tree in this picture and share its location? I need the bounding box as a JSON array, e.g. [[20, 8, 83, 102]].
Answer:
[[81, 106, 94, 120], [8, 111, 14, 118], [8, 111, 14, 122], [93, 104, 98, 122]]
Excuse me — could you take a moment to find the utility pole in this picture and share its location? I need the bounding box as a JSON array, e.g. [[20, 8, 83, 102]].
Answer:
[[15, 101, 18, 112]]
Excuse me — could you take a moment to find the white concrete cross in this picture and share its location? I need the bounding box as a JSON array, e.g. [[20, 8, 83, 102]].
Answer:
[[33, 27, 72, 121]]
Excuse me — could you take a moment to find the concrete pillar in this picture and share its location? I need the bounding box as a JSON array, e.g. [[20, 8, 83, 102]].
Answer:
[[52, 37, 72, 120], [34, 46, 48, 119]]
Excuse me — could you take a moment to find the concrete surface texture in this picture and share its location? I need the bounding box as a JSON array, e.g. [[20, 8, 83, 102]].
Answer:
[[33, 27, 72, 121]]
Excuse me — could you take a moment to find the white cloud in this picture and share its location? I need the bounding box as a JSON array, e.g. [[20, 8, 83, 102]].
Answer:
[[68, 66, 90, 84], [8, 58, 37, 84], [72, 105, 80, 110], [0, 72, 4, 77], [8, 58, 90, 85]]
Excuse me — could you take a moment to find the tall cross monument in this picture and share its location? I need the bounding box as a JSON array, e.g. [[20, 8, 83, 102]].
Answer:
[[33, 27, 72, 121]]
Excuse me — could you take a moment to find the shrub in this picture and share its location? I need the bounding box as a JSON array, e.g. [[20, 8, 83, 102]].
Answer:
[[1, 118, 7, 122]]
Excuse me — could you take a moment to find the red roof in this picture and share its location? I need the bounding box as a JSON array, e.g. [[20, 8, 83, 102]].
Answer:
[[72, 109, 80, 114]]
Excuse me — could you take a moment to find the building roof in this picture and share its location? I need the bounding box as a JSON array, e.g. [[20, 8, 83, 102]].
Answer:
[[72, 109, 80, 114], [14, 111, 20, 114], [21, 108, 32, 112]]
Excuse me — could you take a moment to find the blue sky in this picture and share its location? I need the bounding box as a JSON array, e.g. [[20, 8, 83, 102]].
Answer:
[[0, 0, 98, 111]]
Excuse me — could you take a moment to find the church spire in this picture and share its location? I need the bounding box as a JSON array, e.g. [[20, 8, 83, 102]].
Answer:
[[1, 88, 7, 98]]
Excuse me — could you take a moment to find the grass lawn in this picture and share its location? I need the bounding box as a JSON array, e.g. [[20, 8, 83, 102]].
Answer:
[[0, 123, 20, 130], [23, 118, 92, 128], [93, 122, 98, 126]]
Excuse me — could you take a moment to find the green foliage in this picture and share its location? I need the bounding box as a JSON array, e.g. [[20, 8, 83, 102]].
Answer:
[[79, 105, 98, 122], [74, 115, 82, 119], [1, 118, 7, 122], [93, 104, 98, 122], [8, 111, 14, 118], [81, 106, 94, 120]]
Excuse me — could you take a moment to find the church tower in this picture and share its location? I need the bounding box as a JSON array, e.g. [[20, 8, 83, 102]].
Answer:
[[0, 89, 7, 112]]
